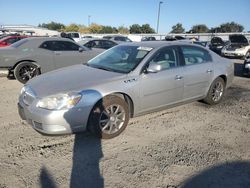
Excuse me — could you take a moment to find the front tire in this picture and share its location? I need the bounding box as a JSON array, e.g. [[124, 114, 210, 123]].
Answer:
[[14, 62, 40, 84], [203, 77, 225, 105], [88, 95, 129, 139]]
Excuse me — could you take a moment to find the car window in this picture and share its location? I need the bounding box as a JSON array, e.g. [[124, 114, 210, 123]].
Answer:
[[5, 37, 18, 44], [54, 41, 81, 51], [39, 41, 54, 51], [181, 46, 211, 65], [88, 45, 151, 73], [148, 48, 178, 71]]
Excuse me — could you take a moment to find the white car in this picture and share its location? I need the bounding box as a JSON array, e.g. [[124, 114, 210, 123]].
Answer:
[[221, 34, 250, 58], [66, 32, 82, 42]]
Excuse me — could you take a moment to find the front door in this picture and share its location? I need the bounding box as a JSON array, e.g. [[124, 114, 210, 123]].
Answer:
[[139, 47, 184, 113]]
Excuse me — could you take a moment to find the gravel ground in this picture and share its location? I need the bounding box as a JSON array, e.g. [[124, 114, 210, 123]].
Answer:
[[0, 60, 249, 188]]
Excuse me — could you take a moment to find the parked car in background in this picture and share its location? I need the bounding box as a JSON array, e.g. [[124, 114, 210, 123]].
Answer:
[[221, 34, 250, 58], [18, 41, 234, 139], [0, 37, 103, 83], [164, 36, 187, 41], [141, 36, 156, 41], [79, 39, 118, 49], [103, 35, 132, 42], [65, 32, 82, 42], [209, 37, 225, 55], [243, 54, 250, 76], [0, 35, 28, 47]]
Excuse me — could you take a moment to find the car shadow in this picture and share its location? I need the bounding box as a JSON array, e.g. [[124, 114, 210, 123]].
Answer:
[[39, 133, 103, 188], [39, 90, 104, 188], [180, 161, 250, 188]]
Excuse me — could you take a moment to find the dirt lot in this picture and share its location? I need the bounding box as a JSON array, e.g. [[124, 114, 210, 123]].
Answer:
[[0, 60, 249, 188]]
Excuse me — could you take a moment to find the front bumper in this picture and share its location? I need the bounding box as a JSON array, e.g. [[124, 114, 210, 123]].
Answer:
[[0, 68, 10, 77], [18, 100, 90, 135], [221, 51, 245, 58]]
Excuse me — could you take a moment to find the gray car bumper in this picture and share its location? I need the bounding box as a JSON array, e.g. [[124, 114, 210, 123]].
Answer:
[[18, 101, 89, 135]]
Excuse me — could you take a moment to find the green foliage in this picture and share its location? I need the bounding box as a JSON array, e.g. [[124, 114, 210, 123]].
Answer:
[[191, 24, 209, 33], [64, 24, 79, 32], [99, 26, 118, 34], [88, 23, 103, 33], [118, 26, 130, 34], [170, 23, 185, 33], [130, 24, 155, 34], [210, 22, 244, 33], [38, 21, 65, 31]]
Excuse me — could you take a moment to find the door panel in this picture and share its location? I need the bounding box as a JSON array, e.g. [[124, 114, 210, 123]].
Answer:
[[139, 67, 184, 113], [182, 63, 213, 100], [180, 45, 214, 100]]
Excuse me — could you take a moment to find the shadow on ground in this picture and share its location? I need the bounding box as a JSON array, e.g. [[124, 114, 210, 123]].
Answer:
[[180, 161, 250, 188], [39, 133, 104, 188]]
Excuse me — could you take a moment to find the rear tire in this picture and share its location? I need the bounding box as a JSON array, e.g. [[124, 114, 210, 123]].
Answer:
[[88, 95, 129, 139], [14, 62, 40, 84], [203, 77, 225, 105]]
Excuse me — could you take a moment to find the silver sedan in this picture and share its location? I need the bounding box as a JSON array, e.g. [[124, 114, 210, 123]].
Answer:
[[18, 41, 234, 139], [0, 37, 103, 83]]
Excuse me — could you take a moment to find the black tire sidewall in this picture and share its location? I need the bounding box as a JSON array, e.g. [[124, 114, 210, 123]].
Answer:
[[14, 62, 39, 84], [88, 95, 129, 139], [204, 77, 225, 105]]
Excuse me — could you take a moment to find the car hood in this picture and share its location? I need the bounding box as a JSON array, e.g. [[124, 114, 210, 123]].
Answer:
[[229, 35, 248, 44], [26, 64, 126, 98]]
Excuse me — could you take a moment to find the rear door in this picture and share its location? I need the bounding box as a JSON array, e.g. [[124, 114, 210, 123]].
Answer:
[[139, 46, 184, 113], [179, 45, 214, 100], [52, 41, 92, 69]]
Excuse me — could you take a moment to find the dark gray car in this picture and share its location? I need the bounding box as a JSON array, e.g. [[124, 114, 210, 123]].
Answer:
[[0, 37, 103, 83]]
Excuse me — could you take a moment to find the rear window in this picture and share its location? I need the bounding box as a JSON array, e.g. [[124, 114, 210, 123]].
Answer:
[[68, 33, 80, 38], [181, 46, 212, 65]]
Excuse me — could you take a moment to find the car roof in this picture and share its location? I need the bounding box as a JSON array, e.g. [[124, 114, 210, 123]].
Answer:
[[119, 41, 200, 49], [24, 37, 75, 42]]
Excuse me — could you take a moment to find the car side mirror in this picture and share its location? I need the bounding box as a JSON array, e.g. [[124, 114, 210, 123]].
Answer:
[[146, 63, 162, 73], [79, 47, 84, 52]]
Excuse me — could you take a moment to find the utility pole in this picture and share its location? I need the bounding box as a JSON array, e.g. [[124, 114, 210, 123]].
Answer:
[[88, 15, 91, 27], [156, 1, 163, 34]]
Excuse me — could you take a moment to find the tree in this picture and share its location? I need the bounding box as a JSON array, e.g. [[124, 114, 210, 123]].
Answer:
[[129, 24, 142, 34], [218, 22, 244, 33], [170, 23, 185, 33], [141, 24, 155, 33], [99, 26, 118, 34], [64, 24, 79, 32], [117, 26, 130, 34], [191, 24, 209, 33], [78, 25, 90, 34], [38, 21, 65, 31], [88, 23, 103, 33]]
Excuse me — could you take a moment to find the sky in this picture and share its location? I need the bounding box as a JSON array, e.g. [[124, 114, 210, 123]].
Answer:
[[0, 0, 249, 33]]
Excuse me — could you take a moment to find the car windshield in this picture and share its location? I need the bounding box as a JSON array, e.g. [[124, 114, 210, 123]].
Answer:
[[87, 45, 152, 73], [11, 38, 29, 48]]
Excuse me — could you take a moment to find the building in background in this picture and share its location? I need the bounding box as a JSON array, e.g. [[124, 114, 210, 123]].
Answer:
[[0, 25, 59, 36]]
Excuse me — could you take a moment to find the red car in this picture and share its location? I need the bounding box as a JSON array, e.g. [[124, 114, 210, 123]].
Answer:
[[0, 36, 28, 47]]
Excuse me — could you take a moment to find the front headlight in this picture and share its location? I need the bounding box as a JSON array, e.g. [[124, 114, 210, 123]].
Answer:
[[37, 92, 82, 110]]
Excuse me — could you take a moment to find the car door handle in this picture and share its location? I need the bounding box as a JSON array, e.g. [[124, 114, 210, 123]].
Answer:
[[207, 69, 213, 73], [175, 75, 183, 80]]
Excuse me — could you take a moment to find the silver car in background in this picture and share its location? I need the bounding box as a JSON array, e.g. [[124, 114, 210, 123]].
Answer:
[[0, 37, 103, 83], [18, 41, 234, 139]]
